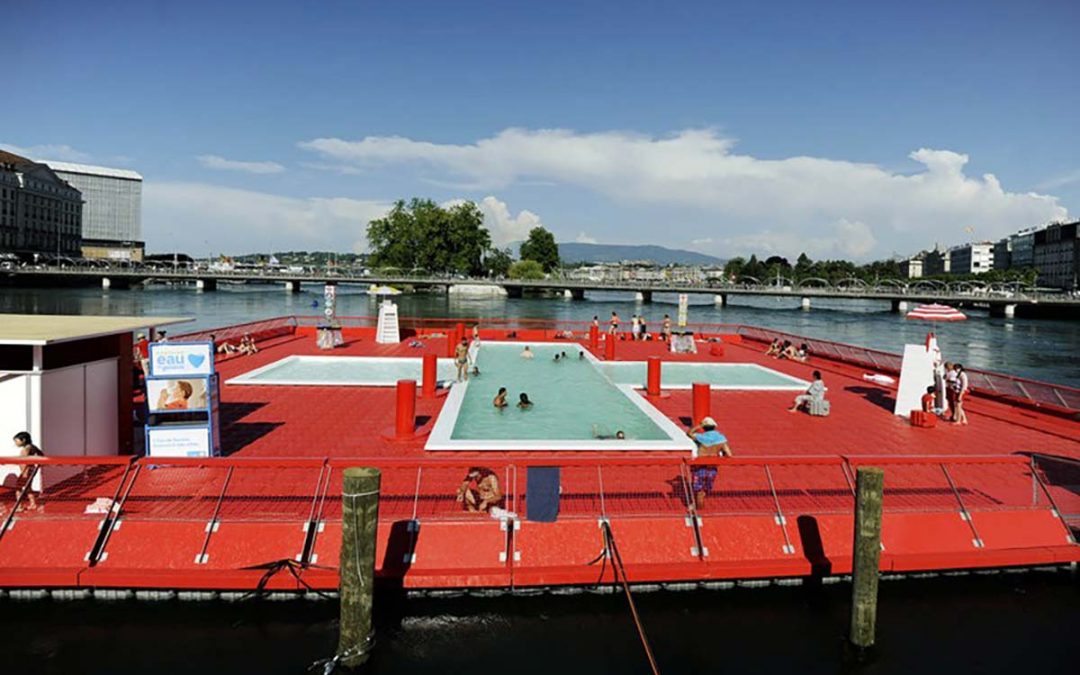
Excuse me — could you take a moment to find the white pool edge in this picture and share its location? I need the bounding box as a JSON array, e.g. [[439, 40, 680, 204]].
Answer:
[[225, 354, 457, 387]]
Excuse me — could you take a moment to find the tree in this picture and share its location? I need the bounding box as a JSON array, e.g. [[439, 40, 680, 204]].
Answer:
[[366, 198, 491, 275], [519, 227, 560, 272], [508, 259, 545, 280], [794, 253, 813, 278], [723, 256, 745, 281], [484, 247, 513, 277]]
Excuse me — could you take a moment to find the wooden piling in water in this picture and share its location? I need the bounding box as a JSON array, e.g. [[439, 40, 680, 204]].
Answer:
[[849, 466, 884, 651], [338, 467, 381, 668]]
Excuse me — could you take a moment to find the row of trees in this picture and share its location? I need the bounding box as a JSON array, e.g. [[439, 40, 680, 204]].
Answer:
[[723, 253, 1037, 285], [366, 198, 560, 278]]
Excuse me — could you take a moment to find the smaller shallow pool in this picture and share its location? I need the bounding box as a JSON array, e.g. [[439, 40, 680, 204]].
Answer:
[[225, 355, 458, 386], [600, 362, 808, 390]]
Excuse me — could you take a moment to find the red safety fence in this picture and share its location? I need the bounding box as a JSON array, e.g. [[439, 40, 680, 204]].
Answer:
[[0, 454, 1075, 589]]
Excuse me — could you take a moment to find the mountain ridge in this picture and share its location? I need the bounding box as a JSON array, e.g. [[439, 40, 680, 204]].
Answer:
[[556, 242, 724, 265]]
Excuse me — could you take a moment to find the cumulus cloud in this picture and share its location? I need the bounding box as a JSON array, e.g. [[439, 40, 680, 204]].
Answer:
[[299, 128, 1068, 259], [143, 182, 389, 253], [196, 154, 285, 174], [1, 142, 93, 162], [442, 196, 544, 248]]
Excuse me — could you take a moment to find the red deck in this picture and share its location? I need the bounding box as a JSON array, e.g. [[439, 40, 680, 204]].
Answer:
[[2, 319, 1078, 593]]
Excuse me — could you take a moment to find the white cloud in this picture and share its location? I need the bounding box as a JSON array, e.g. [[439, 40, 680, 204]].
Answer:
[[1036, 169, 1080, 191], [299, 128, 1068, 259], [1, 142, 93, 162], [720, 219, 877, 260], [197, 154, 285, 174], [442, 196, 544, 248], [143, 182, 389, 253], [575, 232, 598, 244]]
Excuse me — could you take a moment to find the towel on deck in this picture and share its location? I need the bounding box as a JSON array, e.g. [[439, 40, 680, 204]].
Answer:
[[526, 467, 561, 522]]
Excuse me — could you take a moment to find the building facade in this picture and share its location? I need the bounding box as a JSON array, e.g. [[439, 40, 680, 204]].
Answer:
[[993, 238, 1011, 271], [1009, 229, 1038, 269], [948, 242, 994, 275], [923, 247, 950, 276], [899, 256, 924, 279], [44, 161, 143, 261], [0, 151, 83, 257], [1033, 221, 1079, 290]]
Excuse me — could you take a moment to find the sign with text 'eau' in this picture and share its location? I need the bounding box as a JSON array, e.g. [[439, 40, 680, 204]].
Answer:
[[148, 342, 214, 378]]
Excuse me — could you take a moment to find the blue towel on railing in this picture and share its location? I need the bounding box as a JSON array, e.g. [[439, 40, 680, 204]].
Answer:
[[526, 467, 560, 522]]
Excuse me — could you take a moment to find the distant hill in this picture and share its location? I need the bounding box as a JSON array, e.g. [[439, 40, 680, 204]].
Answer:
[[557, 242, 724, 266]]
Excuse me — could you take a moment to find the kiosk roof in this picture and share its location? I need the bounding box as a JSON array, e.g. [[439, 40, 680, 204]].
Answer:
[[0, 314, 192, 346]]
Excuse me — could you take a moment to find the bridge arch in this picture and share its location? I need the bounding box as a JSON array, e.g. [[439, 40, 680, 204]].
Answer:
[[836, 277, 869, 290], [795, 277, 831, 289]]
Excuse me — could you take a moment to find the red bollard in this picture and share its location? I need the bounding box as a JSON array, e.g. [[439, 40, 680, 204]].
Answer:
[[589, 325, 599, 350], [647, 357, 662, 397], [604, 334, 616, 360], [395, 379, 417, 438], [422, 353, 438, 398], [446, 327, 458, 358], [692, 382, 711, 425]]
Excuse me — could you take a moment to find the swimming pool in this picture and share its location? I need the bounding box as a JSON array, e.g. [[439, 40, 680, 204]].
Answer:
[[600, 362, 808, 390], [225, 355, 459, 386], [425, 342, 695, 451]]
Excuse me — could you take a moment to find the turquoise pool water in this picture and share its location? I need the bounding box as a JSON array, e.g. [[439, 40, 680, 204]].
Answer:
[[227, 356, 458, 386], [600, 362, 807, 389], [447, 343, 671, 442]]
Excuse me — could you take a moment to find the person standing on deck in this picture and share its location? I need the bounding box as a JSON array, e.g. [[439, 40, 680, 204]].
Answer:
[[10, 432, 43, 512], [609, 312, 620, 335], [686, 417, 733, 510], [952, 364, 970, 425], [662, 314, 672, 341], [944, 362, 958, 420], [455, 338, 470, 382]]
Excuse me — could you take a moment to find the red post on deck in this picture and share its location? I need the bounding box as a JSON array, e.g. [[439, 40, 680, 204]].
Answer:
[[647, 357, 662, 397], [604, 333, 616, 360], [422, 353, 438, 398], [446, 327, 458, 358], [456, 322, 465, 342], [395, 379, 417, 438], [589, 325, 599, 350], [692, 382, 711, 424]]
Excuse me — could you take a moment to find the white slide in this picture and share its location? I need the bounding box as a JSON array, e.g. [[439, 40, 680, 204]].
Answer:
[[893, 344, 936, 416]]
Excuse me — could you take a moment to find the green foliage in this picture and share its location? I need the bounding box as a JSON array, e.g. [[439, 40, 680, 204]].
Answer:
[[484, 247, 514, 277], [508, 259, 545, 280], [519, 227, 561, 272], [366, 198, 491, 275]]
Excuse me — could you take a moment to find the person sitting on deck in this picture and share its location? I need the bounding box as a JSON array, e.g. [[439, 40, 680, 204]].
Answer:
[[456, 467, 503, 513], [795, 343, 810, 362], [493, 387, 508, 409], [238, 334, 258, 355], [789, 371, 827, 413], [779, 341, 798, 360], [921, 385, 937, 414], [211, 333, 237, 354], [686, 417, 733, 510], [765, 338, 782, 357], [517, 393, 533, 409], [521, 346, 534, 360]]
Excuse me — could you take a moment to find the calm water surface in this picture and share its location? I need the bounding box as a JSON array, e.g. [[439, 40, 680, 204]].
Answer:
[[1, 285, 1078, 386], [3, 572, 1076, 674]]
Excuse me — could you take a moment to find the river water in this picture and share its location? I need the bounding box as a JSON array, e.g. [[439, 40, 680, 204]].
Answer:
[[1, 284, 1077, 387]]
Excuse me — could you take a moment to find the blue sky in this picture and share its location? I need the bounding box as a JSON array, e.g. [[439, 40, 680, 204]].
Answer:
[[5, 0, 1078, 259]]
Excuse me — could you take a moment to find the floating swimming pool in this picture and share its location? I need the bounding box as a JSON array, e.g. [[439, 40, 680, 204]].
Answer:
[[426, 342, 695, 451], [600, 361, 808, 390], [225, 355, 459, 386]]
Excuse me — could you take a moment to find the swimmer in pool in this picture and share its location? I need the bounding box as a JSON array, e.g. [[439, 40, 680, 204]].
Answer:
[[517, 393, 533, 409], [521, 346, 534, 360], [493, 387, 508, 409]]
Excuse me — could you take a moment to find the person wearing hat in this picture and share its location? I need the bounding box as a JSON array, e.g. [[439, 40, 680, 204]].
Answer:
[[686, 416, 733, 510]]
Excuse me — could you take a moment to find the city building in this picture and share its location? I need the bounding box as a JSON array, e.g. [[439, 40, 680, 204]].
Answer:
[[993, 237, 1011, 271], [44, 161, 143, 261], [923, 246, 950, 276], [948, 242, 994, 275], [899, 255, 924, 279], [1009, 228, 1038, 269], [1033, 221, 1079, 290], [0, 150, 83, 257]]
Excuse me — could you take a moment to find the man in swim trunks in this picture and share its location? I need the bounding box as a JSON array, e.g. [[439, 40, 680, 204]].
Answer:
[[686, 416, 733, 510], [455, 338, 470, 382]]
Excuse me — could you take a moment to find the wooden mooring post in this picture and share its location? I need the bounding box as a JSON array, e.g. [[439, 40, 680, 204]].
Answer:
[[338, 467, 381, 668], [849, 467, 884, 651]]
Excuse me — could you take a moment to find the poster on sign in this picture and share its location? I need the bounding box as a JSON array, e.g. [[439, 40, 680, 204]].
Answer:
[[677, 294, 689, 327], [146, 426, 212, 457], [148, 342, 214, 378], [147, 378, 209, 412], [324, 284, 337, 323]]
